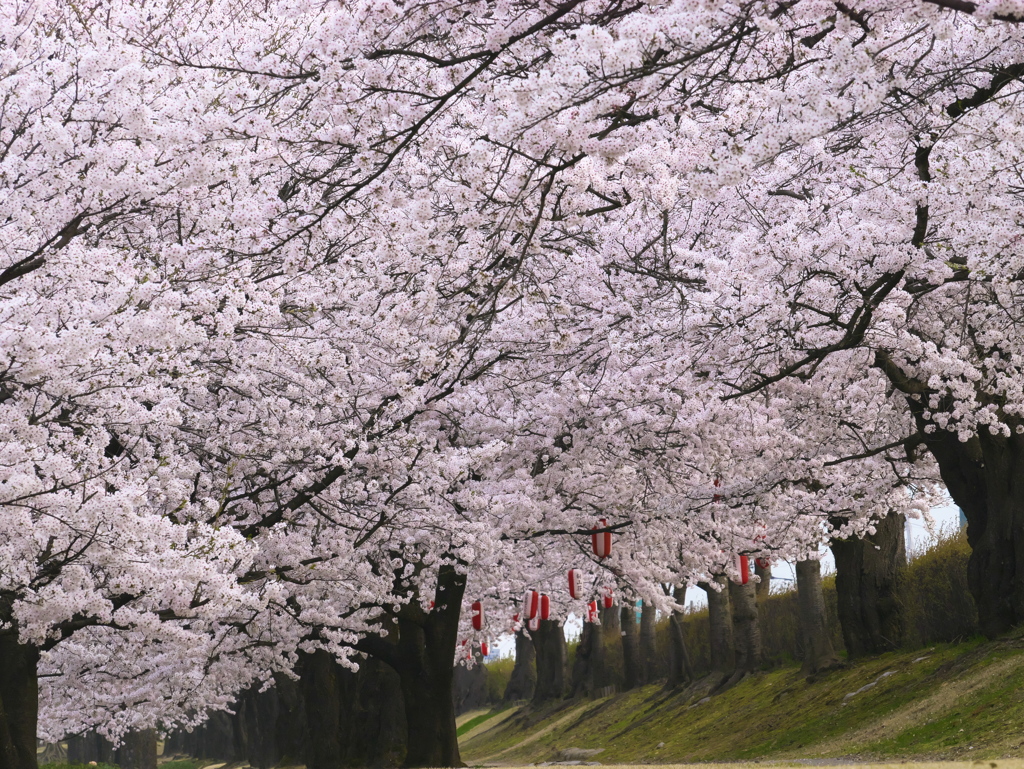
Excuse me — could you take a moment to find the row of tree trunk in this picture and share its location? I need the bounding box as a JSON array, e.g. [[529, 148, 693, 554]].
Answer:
[[71, 653, 406, 769], [29, 518, 911, 769], [503, 513, 908, 707]]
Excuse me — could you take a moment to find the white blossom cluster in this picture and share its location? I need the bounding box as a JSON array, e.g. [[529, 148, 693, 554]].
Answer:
[[3, 0, 1020, 739]]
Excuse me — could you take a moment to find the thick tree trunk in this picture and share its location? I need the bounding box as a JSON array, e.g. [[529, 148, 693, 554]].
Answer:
[[530, 620, 568, 703], [67, 732, 115, 765], [570, 620, 600, 697], [728, 580, 762, 673], [398, 662, 459, 769], [666, 611, 694, 687], [0, 634, 38, 769], [620, 605, 642, 691], [396, 582, 463, 767], [796, 559, 841, 676], [116, 730, 157, 769], [274, 673, 307, 766], [236, 683, 288, 769], [914, 424, 1024, 638], [358, 564, 465, 768], [699, 577, 735, 675], [300, 650, 344, 769], [754, 560, 772, 604], [597, 606, 622, 691], [639, 602, 659, 684], [502, 630, 536, 703], [352, 656, 406, 768], [830, 512, 906, 657]]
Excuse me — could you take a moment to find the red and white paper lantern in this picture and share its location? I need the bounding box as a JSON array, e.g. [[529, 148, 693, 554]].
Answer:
[[481, 641, 489, 657], [523, 589, 540, 620], [539, 594, 550, 620], [471, 600, 485, 631], [591, 518, 612, 558], [568, 568, 583, 599], [586, 600, 599, 623], [733, 554, 750, 585], [601, 585, 614, 609]]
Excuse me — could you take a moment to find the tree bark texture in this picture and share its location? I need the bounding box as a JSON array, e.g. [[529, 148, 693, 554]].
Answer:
[[502, 630, 536, 703], [699, 577, 735, 674], [666, 610, 694, 687], [755, 560, 772, 604], [0, 634, 38, 769], [357, 564, 465, 768], [914, 422, 1024, 637], [115, 731, 157, 769], [831, 511, 906, 657], [232, 676, 306, 769], [300, 649, 406, 769], [796, 559, 841, 676], [728, 580, 762, 673], [530, 620, 568, 703], [570, 620, 600, 697], [300, 650, 345, 769], [67, 733, 116, 765], [597, 605, 623, 691], [620, 605, 642, 691], [639, 601, 659, 684]]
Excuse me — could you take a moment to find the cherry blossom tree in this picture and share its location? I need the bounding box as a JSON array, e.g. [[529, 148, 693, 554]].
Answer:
[[12, 2, 1024, 769]]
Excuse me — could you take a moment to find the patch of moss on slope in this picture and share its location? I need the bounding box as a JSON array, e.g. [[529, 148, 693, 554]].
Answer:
[[861, 649, 1024, 759], [462, 636, 1024, 764]]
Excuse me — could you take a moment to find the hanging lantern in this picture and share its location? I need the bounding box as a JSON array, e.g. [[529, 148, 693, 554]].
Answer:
[[568, 568, 583, 599], [539, 594, 550, 620], [528, 616, 540, 632], [428, 600, 435, 610], [471, 600, 485, 630], [591, 518, 612, 558], [481, 641, 489, 657], [602, 585, 614, 609], [523, 589, 540, 620], [754, 525, 770, 570], [586, 600, 599, 623], [733, 554, 750, 585], [713, 476, 722, 503]]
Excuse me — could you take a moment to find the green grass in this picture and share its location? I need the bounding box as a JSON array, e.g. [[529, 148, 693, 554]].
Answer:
[[41, 764, 119, 769], [461, 633, 1024, 764], [457, 708, 505, 736], [159, 760, 203, 769]]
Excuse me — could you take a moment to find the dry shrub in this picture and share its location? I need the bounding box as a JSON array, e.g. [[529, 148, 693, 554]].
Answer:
[[484, 656, 515, 704], [664, 530, 975, 680], [898, 528, 978, 646]]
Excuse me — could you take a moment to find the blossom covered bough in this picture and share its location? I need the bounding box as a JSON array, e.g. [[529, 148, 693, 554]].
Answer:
[[5, 0, 1024, 768]]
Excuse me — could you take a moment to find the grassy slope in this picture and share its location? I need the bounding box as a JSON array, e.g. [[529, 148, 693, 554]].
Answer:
[[462, 630, 1024, 765]]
